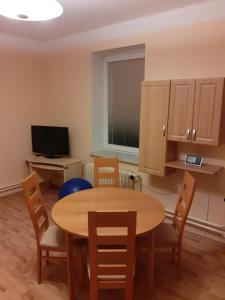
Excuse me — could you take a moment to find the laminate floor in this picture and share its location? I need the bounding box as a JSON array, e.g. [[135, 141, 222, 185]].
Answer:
[[0, 189, 225, 300]]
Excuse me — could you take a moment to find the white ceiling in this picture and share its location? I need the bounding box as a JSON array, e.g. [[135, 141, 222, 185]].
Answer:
[[0, 0, 210, 42]]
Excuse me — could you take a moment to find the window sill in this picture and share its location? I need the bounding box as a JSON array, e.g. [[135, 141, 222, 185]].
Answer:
[[90, 149, 139, 165]]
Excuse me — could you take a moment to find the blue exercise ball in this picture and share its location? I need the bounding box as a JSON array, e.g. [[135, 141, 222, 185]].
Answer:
[[58, 178, 93, 199]]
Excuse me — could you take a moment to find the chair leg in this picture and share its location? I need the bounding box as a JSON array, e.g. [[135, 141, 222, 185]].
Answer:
[[177, 246, 181, 280], [125, 281, 133, 300], [46, 250, 50, 265], [172, 246, 175, 264], [90, 281, 98, 300], [37, 247, 42, 284]]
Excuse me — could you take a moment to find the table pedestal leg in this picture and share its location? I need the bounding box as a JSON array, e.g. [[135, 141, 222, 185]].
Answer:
[[67, 233, 74, 300], [75, 239, 85, 288], [147, 230, 155, 296]]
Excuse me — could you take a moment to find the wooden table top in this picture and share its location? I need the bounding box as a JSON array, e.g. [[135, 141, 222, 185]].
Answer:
[[52, 187, 165, 237]]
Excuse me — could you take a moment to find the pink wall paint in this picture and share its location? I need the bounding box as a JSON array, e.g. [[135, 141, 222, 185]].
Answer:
[[1, 19, 225, 240], [0, 47, 49, 188], [45, 20, 225, 160], [44, 19, 225, 239], [44, 48, 92, 161]]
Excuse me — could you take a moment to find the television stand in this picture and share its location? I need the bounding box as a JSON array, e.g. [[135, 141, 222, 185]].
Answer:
[[26, 155, 82, 185], [43, 154, 62, 159], [35, 153, 63, 159]]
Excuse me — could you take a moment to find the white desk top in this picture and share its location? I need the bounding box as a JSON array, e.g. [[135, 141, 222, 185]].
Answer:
[[26, 155, 82, 167]]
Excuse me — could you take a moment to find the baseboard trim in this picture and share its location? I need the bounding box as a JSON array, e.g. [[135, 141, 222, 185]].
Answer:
[[166, 210, 225, 239], [0, 183, 22, 197]]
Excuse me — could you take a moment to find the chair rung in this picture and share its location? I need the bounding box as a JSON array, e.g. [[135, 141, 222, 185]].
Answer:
[[97, 235, 127, 245], [97, 172, 116, 178], [98, 281, 126, 289], [97, 265, 127, 275], [97, 250, 127, 264]]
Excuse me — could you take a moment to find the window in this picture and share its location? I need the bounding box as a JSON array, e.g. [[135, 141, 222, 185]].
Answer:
[[103, 52, 145, 153], [91, 46, 145, 163]]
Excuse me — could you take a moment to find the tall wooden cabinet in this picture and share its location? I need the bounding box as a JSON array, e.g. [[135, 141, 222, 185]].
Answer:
[[139, 77, 225, 177], [167, 79, 195, 142], [167, 78, 225, 146], [139, 81, 171, 176], [192, 78, 224, 145]]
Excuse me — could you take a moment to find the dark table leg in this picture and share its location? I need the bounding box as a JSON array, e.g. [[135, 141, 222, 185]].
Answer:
[[66, 233, 74, 300], [147, 230, 155, 296]]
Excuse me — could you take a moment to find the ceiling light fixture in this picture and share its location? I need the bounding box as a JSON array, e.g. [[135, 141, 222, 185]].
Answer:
[[0, 0, 63, 21]]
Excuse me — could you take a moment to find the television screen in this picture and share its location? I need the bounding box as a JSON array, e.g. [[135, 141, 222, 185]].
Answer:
[[31, 125, 69, 158]]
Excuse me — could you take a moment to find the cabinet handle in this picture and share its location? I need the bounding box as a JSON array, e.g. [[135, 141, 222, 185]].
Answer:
[[162, 125, 166, 136], [192, 129, 196, 141], [186, 128, 191, 140]]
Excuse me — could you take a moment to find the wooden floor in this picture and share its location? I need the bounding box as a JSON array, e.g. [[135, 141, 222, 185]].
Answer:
[[0, 188, 225, 300]]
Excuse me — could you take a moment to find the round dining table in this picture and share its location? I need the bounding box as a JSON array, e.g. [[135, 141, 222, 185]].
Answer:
[[52, 187, 165, 299]]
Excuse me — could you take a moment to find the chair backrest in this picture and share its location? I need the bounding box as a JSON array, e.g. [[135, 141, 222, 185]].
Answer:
[[93, 157, 120, 188], [173, 171, 197, 241], [88, 211, 137, 290], [22, 172, 49, 244]]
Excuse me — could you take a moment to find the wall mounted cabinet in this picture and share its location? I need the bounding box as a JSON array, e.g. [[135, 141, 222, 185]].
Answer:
[[167, 78, 225, 146], [139, 78, 225, 177], [139, 81, 176, 176], [192, 78, 224, 145], [167, 79, 195, 142]]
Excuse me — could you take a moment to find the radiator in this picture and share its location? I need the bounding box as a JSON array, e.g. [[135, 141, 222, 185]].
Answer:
[[84, 162, 142, 191]]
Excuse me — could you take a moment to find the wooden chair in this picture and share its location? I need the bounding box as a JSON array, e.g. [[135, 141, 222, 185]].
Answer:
[[22, 171, 66, 283], [88, 211, 137, 300], [93, 157, 120, 187], [155, 171, 197, 279]]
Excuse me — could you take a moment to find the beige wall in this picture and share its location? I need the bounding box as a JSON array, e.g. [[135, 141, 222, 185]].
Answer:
[[44, 48, 92, 160], [0, 47, 49, 188], [0, 19, 225, 240], [45, 19, 225, 240], [45, 19, 225, 158]]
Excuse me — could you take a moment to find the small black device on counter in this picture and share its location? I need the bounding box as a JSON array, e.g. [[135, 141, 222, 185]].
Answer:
[[185, 154, 203, 166]]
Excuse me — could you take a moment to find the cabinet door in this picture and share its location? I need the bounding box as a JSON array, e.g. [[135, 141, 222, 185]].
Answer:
[[139, 81, 170, 176], [192, 78, 224, 145], [167, 80, 195, 142]]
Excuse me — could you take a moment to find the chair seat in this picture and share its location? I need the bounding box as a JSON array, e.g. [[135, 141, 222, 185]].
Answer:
[[155, 222, 179, 247], [40, 225, 66, 250]]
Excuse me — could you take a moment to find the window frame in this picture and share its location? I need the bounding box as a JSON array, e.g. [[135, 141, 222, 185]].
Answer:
[[102, 50, 145, 154]]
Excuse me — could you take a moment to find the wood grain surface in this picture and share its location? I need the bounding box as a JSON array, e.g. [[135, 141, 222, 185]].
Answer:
[[1, 188, 225, 300], [51, 187, 165, 237]]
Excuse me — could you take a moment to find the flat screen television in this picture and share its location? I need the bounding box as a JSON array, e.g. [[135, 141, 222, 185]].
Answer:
[[31, 125, 69, 158]]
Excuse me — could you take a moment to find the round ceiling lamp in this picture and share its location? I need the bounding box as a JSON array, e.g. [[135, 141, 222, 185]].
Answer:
[[0, 0, 63, 21]]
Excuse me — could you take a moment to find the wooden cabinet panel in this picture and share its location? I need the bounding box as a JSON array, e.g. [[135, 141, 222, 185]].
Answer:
[[167, 80, 195, 142], [139, 78, 225, 177], [139, 81, 170, 176], [192, 78, 224, 145]]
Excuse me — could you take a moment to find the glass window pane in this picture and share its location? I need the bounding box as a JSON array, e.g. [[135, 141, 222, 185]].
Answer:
[[108, 58, 144, 148]]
